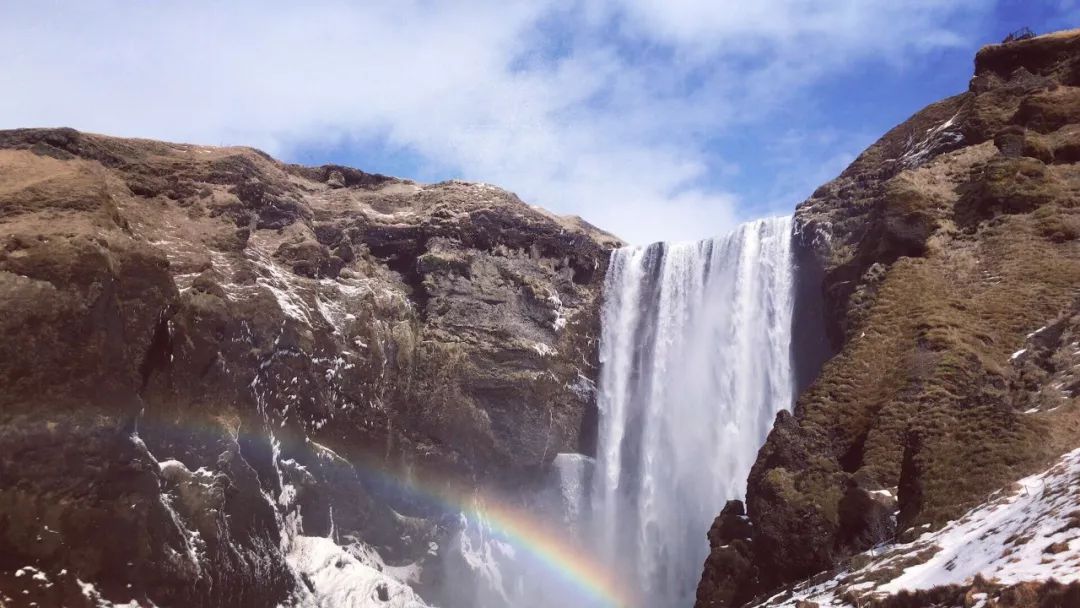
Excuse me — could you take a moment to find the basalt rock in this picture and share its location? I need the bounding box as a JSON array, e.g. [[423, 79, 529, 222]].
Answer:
[[0, 130, 618, 606], [696, 501, 758, 608], [697, 28, 1080, 607]]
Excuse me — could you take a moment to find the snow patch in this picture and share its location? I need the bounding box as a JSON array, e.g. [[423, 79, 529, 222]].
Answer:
[[567, 372, 597, 400], [896, 112, 963, 169], [532, 342, 557, 358], [285, 536, 430, 608], [76, 578, 157, 608], [248, 246, 312, 325], [157, 459, 188, 475], [547, 290, 567, 331], [770, 448, 1080, 605]]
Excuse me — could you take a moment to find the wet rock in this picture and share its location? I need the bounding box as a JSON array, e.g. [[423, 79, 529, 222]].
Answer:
[[695, 501, 758, 608]]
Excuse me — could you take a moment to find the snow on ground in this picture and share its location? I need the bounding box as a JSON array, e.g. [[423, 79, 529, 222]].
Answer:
[[766, 448, 1080, 606], [284, 535, 431, 608]]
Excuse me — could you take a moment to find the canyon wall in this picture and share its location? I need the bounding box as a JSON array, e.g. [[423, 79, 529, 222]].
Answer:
[[0, 128, 618, 606]]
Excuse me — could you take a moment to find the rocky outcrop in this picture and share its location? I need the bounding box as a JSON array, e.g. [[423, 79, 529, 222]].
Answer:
[[0, 129, 618, 606], [697, 29, 1080, 607], [696, 501, 758, 608], [756, 445, 1080, 606]]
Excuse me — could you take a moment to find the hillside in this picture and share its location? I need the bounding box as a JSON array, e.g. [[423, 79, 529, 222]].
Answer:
[[4, 25, 1080, 608], [697, 28, 1080, 608]]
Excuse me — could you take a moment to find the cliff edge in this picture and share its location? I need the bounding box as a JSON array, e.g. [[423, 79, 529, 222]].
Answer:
[[697, 28, 1080, 608], [0, 129, 618, 606]]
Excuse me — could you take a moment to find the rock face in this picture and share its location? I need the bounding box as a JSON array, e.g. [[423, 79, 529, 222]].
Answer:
[[0, 129, 618, 606], [758, 446, 1080, 606], [696, 29, 1080, 607]]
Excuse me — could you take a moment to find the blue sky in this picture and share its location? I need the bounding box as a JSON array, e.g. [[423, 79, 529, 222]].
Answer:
[[2, 1, 1077, 243]]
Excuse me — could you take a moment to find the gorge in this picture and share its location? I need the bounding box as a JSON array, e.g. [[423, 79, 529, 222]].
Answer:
[[3, 26, 1080, 608]]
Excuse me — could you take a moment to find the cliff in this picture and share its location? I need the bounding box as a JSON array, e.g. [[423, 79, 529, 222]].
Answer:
[[0, 129, 618, 606], [696, 28, 1080, 608]]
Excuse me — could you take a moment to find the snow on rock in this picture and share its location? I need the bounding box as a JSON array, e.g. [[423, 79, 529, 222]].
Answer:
[[896, 112, 963, 169], [766, 447, 1080, 606], [547, 290, 567, 331], [157, 458, 187, 474], [284, 536, 431, 608], [868, 488, 896, 500], [76, 578, 157, 608], [532, 342, 557, 358], [247, 244, 313, 326], [567, 372, 597, 401]]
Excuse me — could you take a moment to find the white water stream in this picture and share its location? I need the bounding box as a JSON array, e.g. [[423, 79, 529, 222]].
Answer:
[[590, 216, 796, 606], [450, 217, 797, 607]]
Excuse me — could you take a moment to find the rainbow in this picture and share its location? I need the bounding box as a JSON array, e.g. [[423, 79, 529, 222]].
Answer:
[[138, 413, 633, 607], [453, 492, 631, 608], [345, 453, 635, 608]]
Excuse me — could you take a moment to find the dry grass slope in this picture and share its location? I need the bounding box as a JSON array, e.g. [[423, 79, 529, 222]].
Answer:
[[697, 28, 1080, 608]]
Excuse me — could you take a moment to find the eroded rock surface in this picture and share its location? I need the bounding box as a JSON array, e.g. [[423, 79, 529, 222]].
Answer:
[[697, 29, 1080, 607], [0, 129, 618, 606]]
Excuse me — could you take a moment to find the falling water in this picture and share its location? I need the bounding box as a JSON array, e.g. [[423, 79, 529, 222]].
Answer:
[[591, 216, 796, 606], [443, 217, 797, 608]]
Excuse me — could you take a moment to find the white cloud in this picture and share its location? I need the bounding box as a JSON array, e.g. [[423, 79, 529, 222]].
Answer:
[[0, 0, 991, 243]]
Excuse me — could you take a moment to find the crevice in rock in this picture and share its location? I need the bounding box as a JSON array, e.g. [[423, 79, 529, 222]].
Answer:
[[361, 229, 431, 313], [237, 419, 283, 499], [791, 225, 835, 395], [139, 314, 173, 393], [567, 255, 596, 285], [577, 397, 599, 457], [838, 430, 868, 474], [896, 429, 925, 532]]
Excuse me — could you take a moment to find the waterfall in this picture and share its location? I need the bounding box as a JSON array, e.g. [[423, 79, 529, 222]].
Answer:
[[442, 216, 797, 608], [591, 216, 796, 606]]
